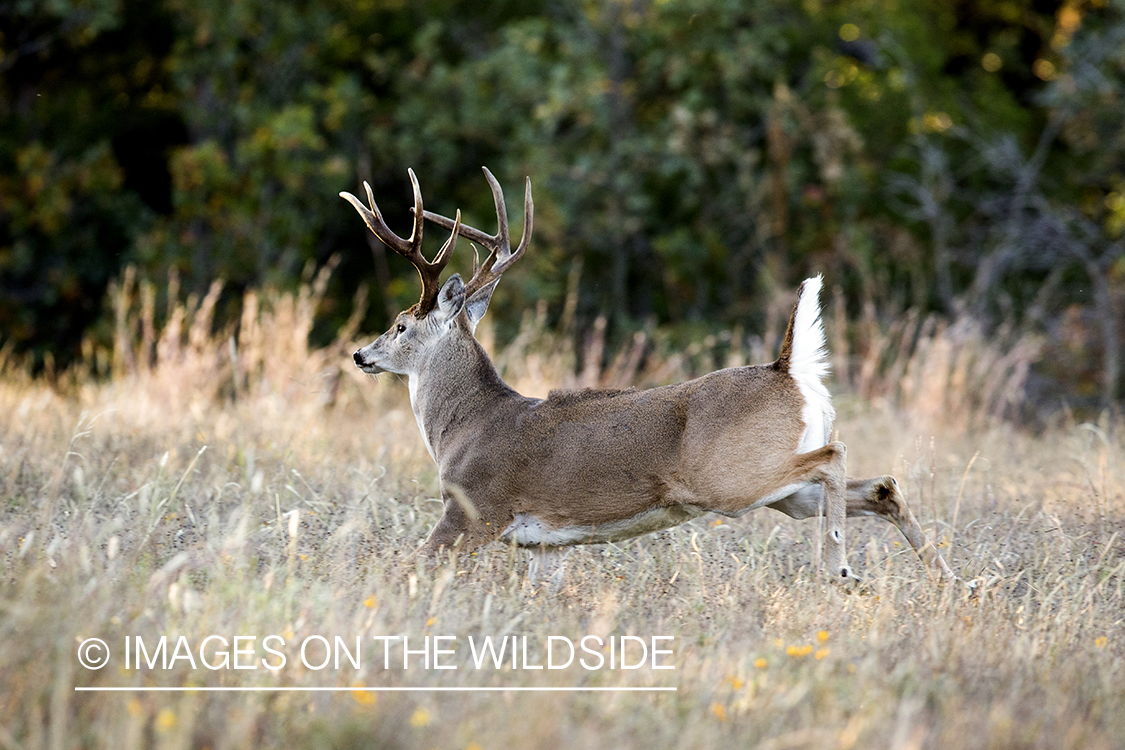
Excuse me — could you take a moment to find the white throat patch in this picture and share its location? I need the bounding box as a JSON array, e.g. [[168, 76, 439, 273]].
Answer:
[[407, 374, 435, 460]]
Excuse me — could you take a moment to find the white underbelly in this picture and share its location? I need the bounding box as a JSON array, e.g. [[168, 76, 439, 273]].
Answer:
[[500, 505, 707, 547]]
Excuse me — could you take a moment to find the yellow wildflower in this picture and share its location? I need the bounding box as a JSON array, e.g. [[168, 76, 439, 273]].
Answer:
[[352, 682, 376, 705], [155, 708, 176, 732]]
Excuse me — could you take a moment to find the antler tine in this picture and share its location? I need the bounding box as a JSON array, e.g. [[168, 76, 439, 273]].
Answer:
[[405, 168, 424, 248], [470, 242, 482, 277], [433, 209, 461, 267], [482, 167, 510, 256]]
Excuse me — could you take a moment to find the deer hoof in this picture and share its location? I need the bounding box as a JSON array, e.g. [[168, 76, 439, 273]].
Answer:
[[832, 566, 863, 587]]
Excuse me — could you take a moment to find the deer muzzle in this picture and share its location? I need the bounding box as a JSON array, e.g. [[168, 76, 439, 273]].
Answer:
[[353, 349, 385, 374]]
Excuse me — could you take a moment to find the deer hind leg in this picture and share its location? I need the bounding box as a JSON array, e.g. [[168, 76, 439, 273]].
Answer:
[[770, 442, 857, 582]]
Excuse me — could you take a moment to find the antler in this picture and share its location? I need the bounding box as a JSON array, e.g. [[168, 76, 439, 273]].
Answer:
[[340, 169, 461, 315], [418, 167, 533, 298]]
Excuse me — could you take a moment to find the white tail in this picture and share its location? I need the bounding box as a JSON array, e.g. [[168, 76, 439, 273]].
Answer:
[[345, 168, 959, 585], [789, 275, 835, 454]]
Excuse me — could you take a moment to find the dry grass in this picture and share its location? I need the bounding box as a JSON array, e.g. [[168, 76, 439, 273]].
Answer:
[[1, 275, 1123, 750]]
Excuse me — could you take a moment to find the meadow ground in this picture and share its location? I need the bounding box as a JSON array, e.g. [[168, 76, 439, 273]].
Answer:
[[1, 286, 1123, 750]]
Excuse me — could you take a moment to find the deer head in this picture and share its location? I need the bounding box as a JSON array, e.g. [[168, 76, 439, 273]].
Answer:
[[343, 167, 532, 376]]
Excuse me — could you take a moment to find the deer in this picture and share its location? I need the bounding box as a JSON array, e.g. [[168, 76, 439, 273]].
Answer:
[[342, 168, 958, 584]]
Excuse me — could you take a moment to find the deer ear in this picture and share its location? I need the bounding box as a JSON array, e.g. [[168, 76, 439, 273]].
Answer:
[[435, 274, 466, 323], [465, 279, 499, 332]]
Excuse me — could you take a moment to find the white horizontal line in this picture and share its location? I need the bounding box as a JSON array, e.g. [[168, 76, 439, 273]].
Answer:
[[75, 686, 676, 692]]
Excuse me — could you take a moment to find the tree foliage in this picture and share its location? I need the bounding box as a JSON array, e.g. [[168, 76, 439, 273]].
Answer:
[[2, 0, 1124, 404]]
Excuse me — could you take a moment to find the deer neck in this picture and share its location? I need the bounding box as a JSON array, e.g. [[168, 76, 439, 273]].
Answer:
[[406, 332, 518, 460]]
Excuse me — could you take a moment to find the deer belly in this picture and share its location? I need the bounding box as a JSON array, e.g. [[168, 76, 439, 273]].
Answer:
[[500, 506, 707, 547]]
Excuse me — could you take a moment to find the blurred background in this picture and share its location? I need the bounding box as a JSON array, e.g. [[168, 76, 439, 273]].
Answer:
[[2, 0, 1123, 422]]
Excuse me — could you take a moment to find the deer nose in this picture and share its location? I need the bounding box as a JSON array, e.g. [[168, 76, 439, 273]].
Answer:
[[353, 350, 364, 366]]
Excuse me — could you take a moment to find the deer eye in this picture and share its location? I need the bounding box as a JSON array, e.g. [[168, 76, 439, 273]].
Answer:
[[396, 323, 406, 334]]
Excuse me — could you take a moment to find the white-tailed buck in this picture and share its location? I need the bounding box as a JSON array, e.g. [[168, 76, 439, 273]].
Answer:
[[343, 168, 956, 583]]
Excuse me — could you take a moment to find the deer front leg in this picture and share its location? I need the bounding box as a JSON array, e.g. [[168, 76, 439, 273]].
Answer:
[[818, 442, 856, 582], [412, 491, 499, 561]]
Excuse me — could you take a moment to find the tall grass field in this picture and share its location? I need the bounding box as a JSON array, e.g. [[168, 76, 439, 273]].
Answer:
[[1, 273, 1122, 749]]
